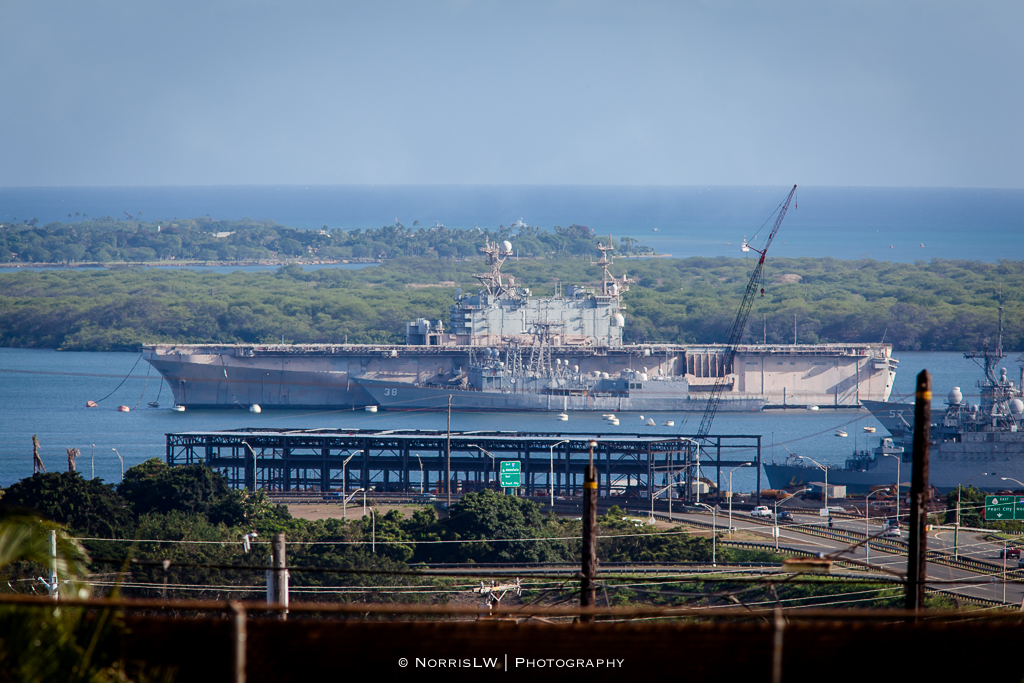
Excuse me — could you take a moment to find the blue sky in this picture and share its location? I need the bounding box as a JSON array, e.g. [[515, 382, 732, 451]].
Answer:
[[1, 0, 1021, 187]]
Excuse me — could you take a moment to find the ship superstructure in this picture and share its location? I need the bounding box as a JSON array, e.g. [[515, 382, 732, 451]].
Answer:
[[766, 310, 1024, 493], [142, 239, 897, 412]]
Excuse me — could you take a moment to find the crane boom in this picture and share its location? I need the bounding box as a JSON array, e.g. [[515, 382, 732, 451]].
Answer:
[[694, 184, 797, 441]]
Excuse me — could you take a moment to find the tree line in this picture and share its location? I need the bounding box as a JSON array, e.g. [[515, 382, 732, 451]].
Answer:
[[0, 461, 722, 603], [0, 255, 1019, 352], [0, 216, 653, 264]]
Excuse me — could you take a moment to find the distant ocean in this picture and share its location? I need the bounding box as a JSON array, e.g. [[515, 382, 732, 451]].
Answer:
[[1, 185, 1022, 263]]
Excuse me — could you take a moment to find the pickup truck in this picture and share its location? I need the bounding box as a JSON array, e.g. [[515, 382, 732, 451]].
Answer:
[[750, 506, 774, 519]]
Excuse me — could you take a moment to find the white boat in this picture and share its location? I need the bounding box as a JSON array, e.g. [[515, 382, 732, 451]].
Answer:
[[863, 426, 876, 433], [557, 412, 569, 421], [835, 430, 848, 437]]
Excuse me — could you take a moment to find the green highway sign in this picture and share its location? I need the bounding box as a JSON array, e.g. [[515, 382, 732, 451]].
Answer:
[[499, 461, 521, 488], [984, 495, 1024, 521]]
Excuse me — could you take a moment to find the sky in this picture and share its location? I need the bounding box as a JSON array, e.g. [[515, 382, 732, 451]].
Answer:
[[1, 0, 1021, 188]]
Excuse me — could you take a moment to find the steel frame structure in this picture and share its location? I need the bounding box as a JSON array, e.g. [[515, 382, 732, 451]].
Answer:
[[166, 428, 762, 503]]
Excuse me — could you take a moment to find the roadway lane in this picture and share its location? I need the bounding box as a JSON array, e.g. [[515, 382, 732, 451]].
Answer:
[[657, 508, 1024, 605]]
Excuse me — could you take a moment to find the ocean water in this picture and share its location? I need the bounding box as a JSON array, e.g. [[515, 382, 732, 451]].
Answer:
[[1, 185, 1022, 263], [0, 347, 1007, 493]]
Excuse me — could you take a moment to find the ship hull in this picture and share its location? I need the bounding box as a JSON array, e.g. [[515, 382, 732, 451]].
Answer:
[[143, 342, 895, 412], [766, 434, 1024, 495], [356, 377, 766, 412]]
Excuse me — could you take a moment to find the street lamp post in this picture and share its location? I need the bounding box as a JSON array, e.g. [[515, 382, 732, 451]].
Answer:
[[773, 488, 811, 551], [694, 502, 718, 566], [864, 488, 889, 565], [549, 440, 569, 508], [1001, 476, 1024, 489], [341, 451, 361, 520], [416, 455, 424, 494], [242, 442, 259, 492], [880, 451, 902, 524], [469, 445, 499, 489], [955, 472, 990, 560], [727, 462, 753, 536], [341, 488, 363, 522], [111, 448, 124, 482], [796, 455, 828, 517]]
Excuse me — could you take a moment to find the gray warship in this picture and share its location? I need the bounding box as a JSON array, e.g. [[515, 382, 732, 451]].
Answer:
[[765, 312, 1024, 494], [142, 239, 897, 411]]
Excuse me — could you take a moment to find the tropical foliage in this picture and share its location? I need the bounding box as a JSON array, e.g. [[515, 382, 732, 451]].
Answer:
[[0, 254, 1020, 352]]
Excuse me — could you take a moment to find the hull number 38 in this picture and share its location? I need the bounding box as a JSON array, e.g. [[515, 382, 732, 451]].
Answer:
[[384, 388, 399, 397]]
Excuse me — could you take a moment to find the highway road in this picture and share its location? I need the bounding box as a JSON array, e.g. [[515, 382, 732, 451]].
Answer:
[[635, 506, 1024, 606]]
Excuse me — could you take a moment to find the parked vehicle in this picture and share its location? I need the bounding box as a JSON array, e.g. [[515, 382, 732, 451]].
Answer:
[[750, 506, 774, 519]]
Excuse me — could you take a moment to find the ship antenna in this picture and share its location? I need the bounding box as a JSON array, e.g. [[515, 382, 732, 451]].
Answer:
[[998, 288, 1004, 360]]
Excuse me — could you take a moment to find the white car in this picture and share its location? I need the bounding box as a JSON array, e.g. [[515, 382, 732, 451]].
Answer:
[[750, 506, 774, 519], [882, 526, 902, 538]]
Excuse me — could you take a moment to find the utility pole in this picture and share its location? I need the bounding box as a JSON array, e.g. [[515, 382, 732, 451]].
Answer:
[[905, 370, 931, 613], [581, 439, 598, 621], [446, 394, 452, 508], [269, 533, 288, 620], [46, 530, 58, 599]]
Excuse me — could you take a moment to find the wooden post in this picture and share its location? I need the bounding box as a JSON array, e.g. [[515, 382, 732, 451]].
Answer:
[[229, 602, 246, 683], [581, 440, 598, 621], [905, 370, 931, 612], [446, 394, 452, 508]]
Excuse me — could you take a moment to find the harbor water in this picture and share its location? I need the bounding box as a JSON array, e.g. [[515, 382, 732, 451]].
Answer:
[[0, 347, 1006, 492]]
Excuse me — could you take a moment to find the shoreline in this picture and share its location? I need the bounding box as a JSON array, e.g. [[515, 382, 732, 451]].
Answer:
[[0, 258, 383, 270]]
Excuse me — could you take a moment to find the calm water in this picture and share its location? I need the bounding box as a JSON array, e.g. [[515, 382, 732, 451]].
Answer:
[[0, 347, 1006, 491], [1, 185, 1022, 263]]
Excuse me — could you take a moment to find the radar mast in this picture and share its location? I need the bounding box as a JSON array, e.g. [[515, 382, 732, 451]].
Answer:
[[593, 238, 634, 300], [472, 238, 516, 298]]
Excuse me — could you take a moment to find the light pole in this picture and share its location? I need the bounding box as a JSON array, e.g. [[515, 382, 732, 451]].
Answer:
[[864, 488, 890, 565], [694, 502, 718, 566], [371, 508, 376, 554], [549, 440, 569, 508], [111, 448, 124, 482], [341, 450, 361, 498], [469, 445, 499, 489], [796, 455, 828, 516], [242, 441, 259, 492], [340, 451, 360, 519], [342, 488, 364, 521], [416, 454, 424, 494], [774, 488, 811, 551], [727, 462, 753, 536], [880, 451, 901, 524], [955, 472, 989, 560], [1001, 476, 1024, 489]]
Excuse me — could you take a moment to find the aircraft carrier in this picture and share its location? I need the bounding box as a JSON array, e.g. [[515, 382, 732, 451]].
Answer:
[[142, 239, 897, 412]]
